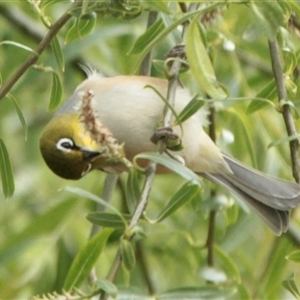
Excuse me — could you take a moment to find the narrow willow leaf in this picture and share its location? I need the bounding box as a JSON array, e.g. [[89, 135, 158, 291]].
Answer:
[[237, 283, 251, 300], [130, 3, 219, 73], [94, 279, 118, 298], [120, 239, 136, 272], [282, 273, 300, 300], [87, 212, 130, 228], [144, 84, 181, 128], [155, 182, 199, 223], [51, 35, 65, 72], [250, 2, 284, 40], [214, 245, 241, 283], [64, 187, 127, 224], [0, 138, 14, 199], [64, 228, 113, 291], [283, 49, 298, 76], [286, 251, 300, 263], [126, 169, 142, 214], [134, 153, 202, 186], [247, 79, 276, 113], [247, 97, 276, 114], [225, 203, 239, 227], [186, 16, 227, 100], [49, 72, 62, 111], [129, 18, 165, 54], [6, 94, 28, 140], [221, 110, 257, 169], [267, 133, 300, 149], [0, 40, 38, 55], [176, 95, 205, 125], [65, 14, 96, 44], [157, 286, 237, 300]]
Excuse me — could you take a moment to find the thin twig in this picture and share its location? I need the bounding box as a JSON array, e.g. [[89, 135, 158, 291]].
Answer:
[[0, 0, 82, 102], [88, 174, 119, 284], [135, 241, 155, 295], [100, 4, 198, 298], [139, 10, 158, 77], [268, 39, 300, 183], [205, 104, 218, 269]]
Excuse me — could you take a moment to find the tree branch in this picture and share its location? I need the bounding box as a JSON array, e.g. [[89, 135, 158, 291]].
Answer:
[[0, 1, 82, 102], [268, 39, 300, 183]]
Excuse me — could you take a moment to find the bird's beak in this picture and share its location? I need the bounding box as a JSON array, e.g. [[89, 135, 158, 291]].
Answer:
[[81, 148, 101, 160]]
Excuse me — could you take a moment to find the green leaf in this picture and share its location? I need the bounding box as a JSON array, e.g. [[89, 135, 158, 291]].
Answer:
[[236, 283, 251, 300], [286, 250, 300, 263], [49, 72, 63, 111], [51, 35, 65, 72], [155, 182, 199, 223], [250, 2, 284, 41], [6, 94, 28, 140], [126, 169, 142, 214], [282, 273, 300, 300], [120, 239, 136, 272], [129, 18, 165, 54], [63, 228, 113, 291], [0, 40, 38, 55], [144, 84, 182, 128], [94, 279, 118, 298], [186, 16, 227, 100], [65, 14, 96, 44], [247, 79, 277, 113], [214, 245, 241, 283], [134, 152, 202, 186], [176, 95, 205, 125], [157, 286, 237, 300], [87, 212, 130, 228], [0, 138, 14, 199], [267, 133, 300, 149], [64, 187, 127, 224], [130, 3, 220, 73]]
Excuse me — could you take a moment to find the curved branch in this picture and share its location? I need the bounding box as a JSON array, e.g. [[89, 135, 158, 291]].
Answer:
[[0, 1, 82, 102]]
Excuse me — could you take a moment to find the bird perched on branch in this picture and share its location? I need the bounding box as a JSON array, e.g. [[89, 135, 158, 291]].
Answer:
[[40, 72, 300, 235]]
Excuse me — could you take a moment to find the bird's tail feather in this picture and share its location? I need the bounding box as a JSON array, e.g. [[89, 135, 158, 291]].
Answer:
[[201, 154, 300, 235]]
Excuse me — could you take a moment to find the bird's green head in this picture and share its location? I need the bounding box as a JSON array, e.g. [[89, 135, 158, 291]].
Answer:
[[39, 114, 106, 180]]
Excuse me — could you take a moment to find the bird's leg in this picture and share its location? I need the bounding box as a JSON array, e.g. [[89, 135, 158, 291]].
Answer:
[[150, 126, 183, 151]]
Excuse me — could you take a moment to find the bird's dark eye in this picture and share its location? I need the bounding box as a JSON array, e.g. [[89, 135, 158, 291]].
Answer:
[[56, 138, 75, 152]]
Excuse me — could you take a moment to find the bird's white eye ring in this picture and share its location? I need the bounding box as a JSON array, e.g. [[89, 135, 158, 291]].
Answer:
[[57, 138, 74, 152], [81, 163, 92, 177]]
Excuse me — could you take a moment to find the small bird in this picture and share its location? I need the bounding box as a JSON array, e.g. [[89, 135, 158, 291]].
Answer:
[[40, 73, 300, 235]]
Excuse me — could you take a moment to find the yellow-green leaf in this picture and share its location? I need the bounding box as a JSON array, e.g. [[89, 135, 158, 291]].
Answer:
[[49, 72, 62, 111], [6, 94, 28, 140], [51, 35, 65, 72], [0, 138, 14, 200], [65, 14, 96, 44], [63, 228, 113, 291], [87, 212, 130, 228], [120, 239, 136, 271], [186, 16, 227, 100], [155, 182, 199, 223]]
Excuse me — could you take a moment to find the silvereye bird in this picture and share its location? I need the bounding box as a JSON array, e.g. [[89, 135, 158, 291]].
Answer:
[[40, 73, 300, 235]]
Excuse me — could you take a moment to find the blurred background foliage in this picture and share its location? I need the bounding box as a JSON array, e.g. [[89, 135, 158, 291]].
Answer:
[[1, 1, 300, 299]]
